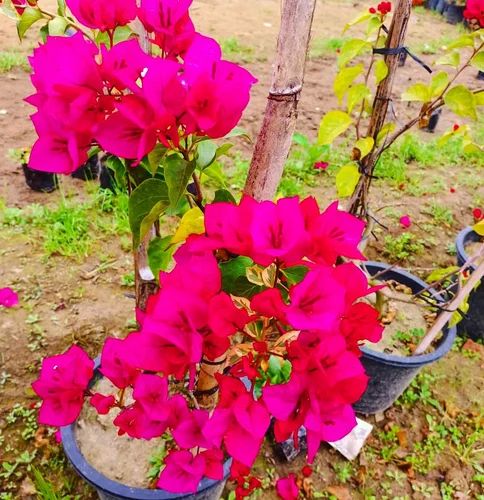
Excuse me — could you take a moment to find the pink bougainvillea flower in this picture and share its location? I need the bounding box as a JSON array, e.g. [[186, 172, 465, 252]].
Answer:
[[301, 465, 312, 477], [89, 393, 116, 415], [100, 337, 140, 389], [199, 449, 224, 481], [100, 39, 151, 93], [132, 374, 171, 421], [0, 287, 18, 308], [399, 215, 412, 228], [113, 402, 169, 439], [208, 292, 250, 339], [313, 161, 329, 170], [172, 408, 210, 449], [157, 450, 206, 494], [250, 288, 287, 323], [230, 353, 260, 381], [250, 197, 308, 267], [54, 429, 62, 443], [204, 196, 257, 256], [285, 266, 346, 330], [204, 375, 270, 468], [306, 201, 366, 265], [66, 0, 137, 31], [32, 345, 93, 426], [276, 474, 299, 500]]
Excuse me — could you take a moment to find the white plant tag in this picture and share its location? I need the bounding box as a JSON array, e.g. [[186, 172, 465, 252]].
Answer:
[[327, 418, 373, 460]]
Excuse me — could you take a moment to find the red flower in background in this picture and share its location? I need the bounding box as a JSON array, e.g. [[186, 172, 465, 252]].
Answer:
[[473, 208, 483, 221], [377, 1, 392, 14]]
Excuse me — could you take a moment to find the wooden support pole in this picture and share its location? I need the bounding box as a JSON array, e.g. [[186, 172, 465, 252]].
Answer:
[[348, 0, 412, 217], [243, 0, 317, 201]]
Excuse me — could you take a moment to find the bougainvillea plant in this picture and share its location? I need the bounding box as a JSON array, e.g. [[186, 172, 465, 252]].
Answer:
[[316, 2, 483, 218], [32, 196, 384, 497]]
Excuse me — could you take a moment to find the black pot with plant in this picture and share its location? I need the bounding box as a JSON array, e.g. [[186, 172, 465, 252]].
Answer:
[[10, 148, 58, 193]]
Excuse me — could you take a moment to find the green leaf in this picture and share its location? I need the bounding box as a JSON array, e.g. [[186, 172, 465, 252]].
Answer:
[[96, 25, 133, 47], [196, 140, 217, 169], [281, 266, 309, 285], [436, 50, 460, 68], [56, 0, 66, 16], [374, 59, 388, 85], [427, 266, 459, 283], [376, 122, 396, 145], [366, 15, 382, 35], [104, 155, 126, 190], [401, 83, 430, 102], [337, 39, 371, 68], [201, 162, 226, 187], [223, 127, 251, 141], [129, 179, 169, 247], [246, 265, 265, 286], [344, 12, 372, 32], [148, 236, 175, 277], [48, 16, 68, 35], [446, 34, 474, 50], [333, 64, 364, 102], [347, 83, 370, 114], [429, 71, 449, 98], [164, 155, 196, 206], [220, 257, 262, 297], [354, 136, 374, 159], [267, 356, 292, 384], [318, 110, 353, 145], [475, 91, 484, 106], [213, 189, 236, 203], [293, 132, 310, 147], [215, 143, 234, 159], [470, 52, 484, 72], [336, 163, 361, 198], [171, 207, 204, 244], [17, 7, 43, 39], [444, 85, 477, 120], [147, 144, 167, 175]]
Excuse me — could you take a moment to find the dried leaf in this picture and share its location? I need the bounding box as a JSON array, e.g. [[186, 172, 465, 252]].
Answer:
[[327, 485, 352, 500], [397, 429, 408, 448]]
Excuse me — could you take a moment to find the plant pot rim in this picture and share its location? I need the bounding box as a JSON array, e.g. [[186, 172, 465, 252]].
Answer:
[[61, 359, 232, 499], [358, 261, 457, 367], [456, 226, 480, 272]]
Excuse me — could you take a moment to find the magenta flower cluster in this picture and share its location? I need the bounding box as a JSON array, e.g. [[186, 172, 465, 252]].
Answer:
[[26, 0, 256, 174], [33, 196, 383, 497]]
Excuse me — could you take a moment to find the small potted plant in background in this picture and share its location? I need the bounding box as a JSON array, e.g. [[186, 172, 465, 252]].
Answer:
[[9, 147, 58, 193], [315, 0, 483, 413]]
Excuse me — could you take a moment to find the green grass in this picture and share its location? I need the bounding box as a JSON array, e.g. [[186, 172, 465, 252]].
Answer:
[[383, 232, 425, 262], [309, 37, 347, 59], [220, 37, 256, 63], [0, 51, 29, 73]]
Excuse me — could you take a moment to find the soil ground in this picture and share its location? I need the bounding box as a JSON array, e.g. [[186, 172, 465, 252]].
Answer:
[[0, 1, 483, 499]]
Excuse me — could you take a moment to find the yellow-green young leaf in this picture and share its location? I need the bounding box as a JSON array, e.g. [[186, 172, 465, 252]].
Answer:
[[446, 34, 474, 50], [401, 83, 430, 102], [171, 207, 205, 244], [437, 131, 453, 147], [444, 85, 477, 120], [476, 91, 484, 106], [449, 298, 469, 328], [333, 64, 364, 102], [343, 12, 372, 32], [427, 266, 459, 283], [429, 71, 449, 98], [347, 83, 370, 114], [374, 59, 388, 85], [17, 6, 43, 39], [318, 110, 353, 145], [436, 50, 460, 68], [470, 52, 484, 72], [463, 141, 482, 154], [366, 15, 382, 35], [48, 16, 68, 35], [376, 122, 396, 145], [337, 39, 371, 68], [354, 137, 374, 159], [473, 220, 484, 236], [336, 164, 361, 198]]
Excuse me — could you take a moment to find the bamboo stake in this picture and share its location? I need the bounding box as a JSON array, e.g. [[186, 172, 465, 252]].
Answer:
[[243, 0, 317, 201], [348, 0, 412, 217], [414, 246, 484, 355]]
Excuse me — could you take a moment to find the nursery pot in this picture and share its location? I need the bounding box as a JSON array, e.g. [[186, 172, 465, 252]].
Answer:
[[100, 164, 117, 192], [455, 227, 484, 341], [71, 156, 100, 181], [22, 164, 58, 193], [424, 109, 441, 133], [353, 262, 457, 415], [445, 4, 464, 24], [435, 0, 448, 14], [427, 0, 439, 9], [61, 362, 231, 500]]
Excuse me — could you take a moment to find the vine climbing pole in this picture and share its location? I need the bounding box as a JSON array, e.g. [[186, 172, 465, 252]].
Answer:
[[348, 0, 413, 218], [243, 0, 317, 201], [196, 0, 317, 408]]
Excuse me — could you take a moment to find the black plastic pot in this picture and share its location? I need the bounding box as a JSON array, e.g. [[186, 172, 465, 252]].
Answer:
[[455, 227, 484, 341], [100, 164, 117, 192], [353, 262, 457, 415], [445, 4, 464, 24], [22, 164, 58, 193], [71, 156, 100, 181], [61, 362, 231, 500], [436, 0, 448, 14], [477, 71, 484, 81]]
